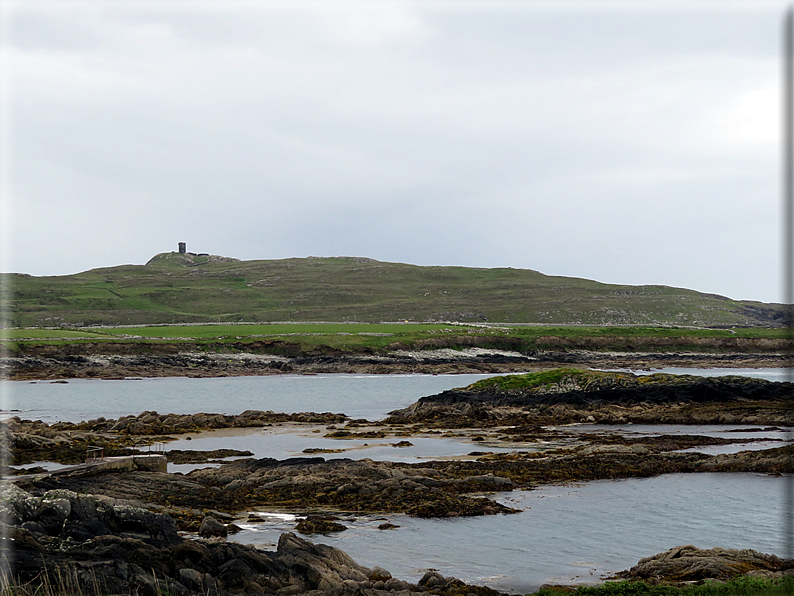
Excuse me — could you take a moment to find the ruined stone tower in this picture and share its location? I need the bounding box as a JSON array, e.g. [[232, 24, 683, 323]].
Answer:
[[178, 242, 186, 254]]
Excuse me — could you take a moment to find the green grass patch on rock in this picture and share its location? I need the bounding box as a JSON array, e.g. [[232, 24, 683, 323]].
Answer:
[[465, 368, 604, 392], [537, 577, 794, 596]]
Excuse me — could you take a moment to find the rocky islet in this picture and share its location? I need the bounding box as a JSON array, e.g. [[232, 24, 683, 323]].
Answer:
[[386, 369, 794, 427]]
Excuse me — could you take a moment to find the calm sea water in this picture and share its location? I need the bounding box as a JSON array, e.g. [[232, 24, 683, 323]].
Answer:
[[229, 472, 788, 593], [2, 368, 787, 424], [3, 368, 791, 592], [0, 373, 506, 423]]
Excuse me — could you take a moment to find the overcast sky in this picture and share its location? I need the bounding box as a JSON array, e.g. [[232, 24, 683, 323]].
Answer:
[[0, 0, 787, 303]]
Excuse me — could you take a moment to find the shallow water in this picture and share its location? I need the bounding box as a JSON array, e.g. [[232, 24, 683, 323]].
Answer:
[[674, 441, 786, 455], [163, 421, 791, 473], [164, 425, 562, 472], [568, 423, 791, 438], [229, 472, 789, 593]]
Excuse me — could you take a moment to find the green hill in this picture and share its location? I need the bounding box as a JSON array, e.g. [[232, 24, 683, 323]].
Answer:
[[4, 252, 786, 328]]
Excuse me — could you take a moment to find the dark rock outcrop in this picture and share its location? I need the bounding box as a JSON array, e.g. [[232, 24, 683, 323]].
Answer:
[[198, 516, 229, 538], [2, 484, 501, 596], [616, 545, 794, 582]]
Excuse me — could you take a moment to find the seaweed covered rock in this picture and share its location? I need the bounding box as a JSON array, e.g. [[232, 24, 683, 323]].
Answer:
[[189, 456, 519, 518], [296, 515, 347, 534]]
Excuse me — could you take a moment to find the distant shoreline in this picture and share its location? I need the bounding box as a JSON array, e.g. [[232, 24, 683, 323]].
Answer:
[[4, 348, 789, 381]]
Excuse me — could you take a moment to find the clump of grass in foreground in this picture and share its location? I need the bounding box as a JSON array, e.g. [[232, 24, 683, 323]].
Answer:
[[0, 565, 166, 596], [536, 577, 794, 596], [1, 570, 87, 596]]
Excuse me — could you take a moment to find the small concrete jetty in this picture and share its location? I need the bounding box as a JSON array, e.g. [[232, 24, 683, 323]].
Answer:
[[8, 454, 167, 483]]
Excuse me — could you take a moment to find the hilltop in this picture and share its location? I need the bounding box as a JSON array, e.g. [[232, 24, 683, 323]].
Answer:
[[5, 252, 786, 328]]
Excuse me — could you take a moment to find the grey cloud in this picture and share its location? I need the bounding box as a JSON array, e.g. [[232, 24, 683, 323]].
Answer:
[[4, 2, 785, 303]]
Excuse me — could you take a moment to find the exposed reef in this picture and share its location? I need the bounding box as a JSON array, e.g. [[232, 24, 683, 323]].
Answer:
[[11, 431, 792, 532], [4, 410, 348, 466]]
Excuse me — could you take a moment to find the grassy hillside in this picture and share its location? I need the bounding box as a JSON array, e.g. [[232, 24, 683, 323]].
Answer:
[[4, 252, 786, 328]]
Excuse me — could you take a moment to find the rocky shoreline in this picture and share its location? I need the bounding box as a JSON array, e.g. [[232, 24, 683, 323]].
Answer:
[[3, 348, 791, 381], [6, 481, 503, 596], [4, 368, 794, 594]]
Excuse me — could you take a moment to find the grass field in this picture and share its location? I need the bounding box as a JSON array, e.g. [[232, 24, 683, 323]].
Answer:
[[5, 322, 786, 340], [3, 322, 789, 356]]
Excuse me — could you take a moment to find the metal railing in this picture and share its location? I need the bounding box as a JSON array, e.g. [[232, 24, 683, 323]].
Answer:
[[130, 442, 164, 455], [85, 446, 104, 463]]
